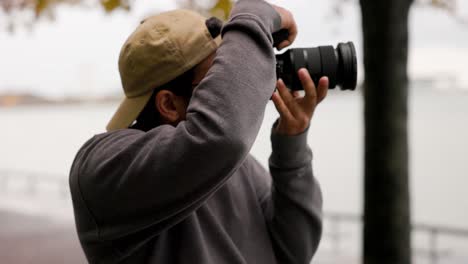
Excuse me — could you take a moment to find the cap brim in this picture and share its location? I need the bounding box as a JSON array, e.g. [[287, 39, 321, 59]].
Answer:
[[106, 91, 153, 131]]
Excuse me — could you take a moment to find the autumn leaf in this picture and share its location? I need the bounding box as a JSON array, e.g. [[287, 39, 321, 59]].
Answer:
[[35, 0, 49, 16], [101, 0, 122, 12], [421, 0, 456, 12], [210, 0, 233, 21]]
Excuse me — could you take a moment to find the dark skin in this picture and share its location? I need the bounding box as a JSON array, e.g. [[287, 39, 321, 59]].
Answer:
[[154, 5, 329, 136]]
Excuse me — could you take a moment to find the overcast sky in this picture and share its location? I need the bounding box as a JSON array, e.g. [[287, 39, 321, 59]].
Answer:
[[0, 0, 467, 98]]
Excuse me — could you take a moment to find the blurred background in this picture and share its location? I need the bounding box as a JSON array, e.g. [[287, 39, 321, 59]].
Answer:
[[0, 0, 467, 263]]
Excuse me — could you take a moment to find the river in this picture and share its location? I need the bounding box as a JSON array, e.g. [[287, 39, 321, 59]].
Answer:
[[1, 87, 467, 262]]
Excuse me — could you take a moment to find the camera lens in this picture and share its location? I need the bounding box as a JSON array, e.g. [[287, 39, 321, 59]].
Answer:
[[337, 42, 357, 90], [275, 42, 357, 91]]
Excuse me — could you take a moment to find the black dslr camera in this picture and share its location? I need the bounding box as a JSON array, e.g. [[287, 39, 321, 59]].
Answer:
[[273, 29, 357, 91]]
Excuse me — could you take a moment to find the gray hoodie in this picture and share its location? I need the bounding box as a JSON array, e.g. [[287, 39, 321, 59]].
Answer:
[[69, 1, 322, 263]]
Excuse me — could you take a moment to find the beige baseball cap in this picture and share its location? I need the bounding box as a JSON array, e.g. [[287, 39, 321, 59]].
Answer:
[[106, 9, 222, 131]]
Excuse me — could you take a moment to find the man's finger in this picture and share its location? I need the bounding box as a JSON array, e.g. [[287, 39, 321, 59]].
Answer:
[[271, 5, 297, 50], [317, 77, 329, 103], [277, 27, 297, 51], [287, 20, 298, 47], [271, 92, 293, 121], [277, 79, 294, 105], [298, 68, 317, 103], [277, 40, 290, 51]]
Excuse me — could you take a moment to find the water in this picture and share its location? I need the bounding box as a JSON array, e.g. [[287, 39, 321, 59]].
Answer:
[[1, 88, 468, 225], [1, 88, 468, 261]]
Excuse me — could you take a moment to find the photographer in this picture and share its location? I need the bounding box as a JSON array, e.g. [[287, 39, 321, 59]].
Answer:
[[69, 0, 328, 263]]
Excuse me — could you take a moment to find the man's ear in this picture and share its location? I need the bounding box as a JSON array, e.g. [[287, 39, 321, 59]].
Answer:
[[155, 90, 186, 124]]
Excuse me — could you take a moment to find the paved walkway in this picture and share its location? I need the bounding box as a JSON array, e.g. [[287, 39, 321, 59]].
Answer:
[[0, 210, 86, 264]]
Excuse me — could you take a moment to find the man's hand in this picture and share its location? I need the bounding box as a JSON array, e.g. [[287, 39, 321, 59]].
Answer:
[[271, 4, 297, 50], [272, 69, 328, 136]]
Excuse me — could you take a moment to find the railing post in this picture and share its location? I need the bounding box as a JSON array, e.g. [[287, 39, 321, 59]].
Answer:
[[330, 215, 341, 255], [60, 179, 69, 199], [0, 174, 7, 193], [27, 176, 37, 195], [429, 228, 439, 264]]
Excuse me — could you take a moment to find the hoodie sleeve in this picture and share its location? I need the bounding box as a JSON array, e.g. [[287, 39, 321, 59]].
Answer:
[[260, 121, 323, 264]]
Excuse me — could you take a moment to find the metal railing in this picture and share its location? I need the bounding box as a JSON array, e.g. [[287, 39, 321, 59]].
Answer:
[[323, 212, 468, 264], [0, 169, 69, 199]]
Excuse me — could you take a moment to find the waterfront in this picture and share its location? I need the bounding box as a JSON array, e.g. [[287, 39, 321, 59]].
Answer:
[[1, 87, 467, 262]]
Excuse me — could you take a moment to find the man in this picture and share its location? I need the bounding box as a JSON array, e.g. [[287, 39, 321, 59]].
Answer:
[[69, 0, 328, 263]]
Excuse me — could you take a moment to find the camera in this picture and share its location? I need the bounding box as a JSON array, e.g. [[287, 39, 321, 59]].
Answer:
[[273, 30, 357, 91]]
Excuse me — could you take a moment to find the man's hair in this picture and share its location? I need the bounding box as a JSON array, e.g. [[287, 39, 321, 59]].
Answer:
[[131, 17, 223, 132], [130, 68, 195, 131]]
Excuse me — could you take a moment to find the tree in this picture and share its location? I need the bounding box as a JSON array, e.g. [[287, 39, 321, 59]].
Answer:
[[359, 0, 413, 263]]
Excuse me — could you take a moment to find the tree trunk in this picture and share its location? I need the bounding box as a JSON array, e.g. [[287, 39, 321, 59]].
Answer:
[[359, 1, 413, 264]]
